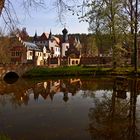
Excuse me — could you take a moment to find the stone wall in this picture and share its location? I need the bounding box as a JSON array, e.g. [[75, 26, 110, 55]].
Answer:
[[68, 58, 80, 66], [47, 57, 60, 68], [0, 64, 34, 80], [80, 56, 112, 66]]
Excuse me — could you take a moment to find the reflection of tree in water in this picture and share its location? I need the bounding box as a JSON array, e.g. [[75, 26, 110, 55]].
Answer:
[[0, 79, 32, 107], [81, 78, 113, 91], [10, 91, 29, 107], [88, 77, 140, 140], [1, 76, 140, 139], [88, 93, 130, 140]]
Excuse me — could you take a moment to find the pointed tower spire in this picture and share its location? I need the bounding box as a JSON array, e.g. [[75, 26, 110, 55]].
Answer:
[[49, 29, 52, 39], [33, 30, 38, 42]]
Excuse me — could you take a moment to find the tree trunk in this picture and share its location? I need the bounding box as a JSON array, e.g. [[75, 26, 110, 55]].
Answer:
[[134, 0, 138, 73], [110, 0, 116, 68], [130, 0, 134, 65], [0, 0, 5, 15]]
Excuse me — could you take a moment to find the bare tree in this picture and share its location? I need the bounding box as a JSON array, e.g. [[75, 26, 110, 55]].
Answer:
[[0, 0, 86, 30], [0, 0, 45, 31]]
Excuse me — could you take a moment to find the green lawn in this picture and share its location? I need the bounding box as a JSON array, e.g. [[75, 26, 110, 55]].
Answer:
[[23, 66, 140, 78]]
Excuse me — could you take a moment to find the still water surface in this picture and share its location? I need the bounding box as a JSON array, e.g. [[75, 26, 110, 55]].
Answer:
[[0, 77, 140, 140]]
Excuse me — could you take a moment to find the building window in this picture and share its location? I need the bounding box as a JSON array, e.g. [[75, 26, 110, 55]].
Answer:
[[11, 52, 15, 56], [11, 51, 22, 57], [30, 51, 33, 56], [72, 60, 75, 65], [76, 60, 78, 64], [16, 51, 21, 56], [16, 52, 18, 56], [51, 47, 54, 54], [44, 53, 46, 57]]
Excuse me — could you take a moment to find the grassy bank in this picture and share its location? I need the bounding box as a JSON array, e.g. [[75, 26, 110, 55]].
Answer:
[[0, 134, 11, 140], [22, 66, 140, 78]]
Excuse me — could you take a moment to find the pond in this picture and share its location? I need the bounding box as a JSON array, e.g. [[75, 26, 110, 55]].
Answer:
[[0, 76, 140, 140]]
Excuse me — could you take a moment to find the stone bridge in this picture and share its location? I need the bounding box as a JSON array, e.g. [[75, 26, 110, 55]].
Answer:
[[0, 64, 34, 80]]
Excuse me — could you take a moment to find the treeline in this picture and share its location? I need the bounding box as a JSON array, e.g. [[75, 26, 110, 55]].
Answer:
[[78, 0, 140, 68]]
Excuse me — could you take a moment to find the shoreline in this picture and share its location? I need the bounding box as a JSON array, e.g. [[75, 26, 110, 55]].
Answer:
[[22, 66, 140, 78]]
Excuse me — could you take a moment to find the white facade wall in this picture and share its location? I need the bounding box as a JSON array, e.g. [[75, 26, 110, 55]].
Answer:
[[54, 46, 60, 57], [35, 51, 43, 66], [49, 40, 60, 57], [43, 46, 50, 60], [27, 50, 33, 60], [62, 43, 69, 57]]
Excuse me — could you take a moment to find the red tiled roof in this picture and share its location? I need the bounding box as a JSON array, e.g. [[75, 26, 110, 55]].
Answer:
[[37, 32, 60, 45], [37, 32, 48, 41]]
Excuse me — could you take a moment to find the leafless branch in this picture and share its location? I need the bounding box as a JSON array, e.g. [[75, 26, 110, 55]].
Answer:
[[0, 0, 45, 32], [53, 0, 89, 26]]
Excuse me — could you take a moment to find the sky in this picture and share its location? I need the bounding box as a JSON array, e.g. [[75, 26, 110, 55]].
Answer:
[[0, 0, 89, 36]]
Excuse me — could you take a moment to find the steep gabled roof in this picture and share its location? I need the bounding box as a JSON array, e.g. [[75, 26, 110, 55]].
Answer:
[[44, 32, 49, 38], [52, 36, 60, 44], [36, 32, 60, 45], [37, 32, 49, 41]]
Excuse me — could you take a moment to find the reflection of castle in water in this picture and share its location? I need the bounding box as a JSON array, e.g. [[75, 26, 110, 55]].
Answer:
[[1, 77, 140, 107], [0, 77, 140, 139], [33, 78, 82, 102], [0, 78, 82, 106]]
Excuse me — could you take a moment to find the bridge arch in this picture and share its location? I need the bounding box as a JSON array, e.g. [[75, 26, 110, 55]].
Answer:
[[0, 64, 33, 81], [3, 71, 19, 84], [4, 71, 19, 79]]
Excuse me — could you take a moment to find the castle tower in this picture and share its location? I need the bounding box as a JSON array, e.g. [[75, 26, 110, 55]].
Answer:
[[61, 28, 69, 57], [62, 28, 68, 43], [49, 29, 52, 39], [33, 31, 38, 43]]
